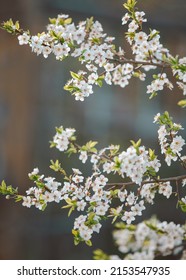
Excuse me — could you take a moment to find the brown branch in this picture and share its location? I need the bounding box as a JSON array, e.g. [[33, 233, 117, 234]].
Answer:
[[108, 57, 171, 69], [106, 174, 186, 188], [176, 179, 181, 201]]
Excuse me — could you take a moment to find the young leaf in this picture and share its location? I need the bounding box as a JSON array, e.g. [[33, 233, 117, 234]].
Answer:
[[70, 71, 81, 80], [178, 99, 186, 108]]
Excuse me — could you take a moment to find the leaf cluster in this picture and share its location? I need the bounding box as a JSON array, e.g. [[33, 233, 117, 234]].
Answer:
[[0, 180, 18, 196]]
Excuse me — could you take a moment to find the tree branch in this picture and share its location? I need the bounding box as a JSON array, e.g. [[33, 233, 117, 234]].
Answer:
[[106, 174, 186, 188], [108, 57, 171, 69]]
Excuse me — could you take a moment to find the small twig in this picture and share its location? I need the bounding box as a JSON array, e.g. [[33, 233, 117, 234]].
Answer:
[[176, 180, 181, 201]]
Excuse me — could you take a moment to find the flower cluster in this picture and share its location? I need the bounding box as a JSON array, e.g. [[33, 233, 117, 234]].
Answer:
[[123, 14, 169, 64], [5, 115, 181, 244], [19, 166, 111, 243], [107, 217, 185, 260], [63, 10, 173, 100], [118, 145, 161, 185], [51, 126, 76, 151], [22, 168, 62, 210], [172, 57, 186, 95], [16, 15, 117, 101], [147, 73, 173, 97], [54, 126, 161, 186], [3, 0, 186, 103], [141, 181, 172, 204], [154, 112, 185, 166], [22, 167, 145, 241]]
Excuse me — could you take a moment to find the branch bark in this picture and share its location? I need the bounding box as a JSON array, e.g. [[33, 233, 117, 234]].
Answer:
[[106, 174, 186, 188]]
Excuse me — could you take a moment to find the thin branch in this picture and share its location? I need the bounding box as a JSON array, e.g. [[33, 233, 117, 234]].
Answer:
[[106, 174, 186, 188], [176, 179, 181, 201], [108, 57, 171, 69]]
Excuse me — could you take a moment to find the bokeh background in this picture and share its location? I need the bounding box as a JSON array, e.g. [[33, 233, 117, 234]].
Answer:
[[0, 0, 186, 259]]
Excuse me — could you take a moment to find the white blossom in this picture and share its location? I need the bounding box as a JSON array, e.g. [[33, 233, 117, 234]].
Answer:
[[121, 211, 135, 224], [18, 33, 30, 45], [158, 182, 172, 199], [22, 196, 32, 208], [79, 151, 88, 163]]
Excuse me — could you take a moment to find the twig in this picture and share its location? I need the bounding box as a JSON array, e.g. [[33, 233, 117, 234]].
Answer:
[[108, 57, 171, 69], [106, 174, 186, 188]]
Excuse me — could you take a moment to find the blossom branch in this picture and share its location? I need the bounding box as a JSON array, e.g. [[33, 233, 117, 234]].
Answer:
[[106, 174, 186, 188], [108, 57, 171, 69]]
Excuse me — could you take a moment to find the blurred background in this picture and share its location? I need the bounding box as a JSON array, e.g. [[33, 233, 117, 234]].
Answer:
[[0, 0, 186, 259]]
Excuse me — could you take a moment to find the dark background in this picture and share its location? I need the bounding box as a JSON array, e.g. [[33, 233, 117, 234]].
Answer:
[[0, 0, 186, 259]]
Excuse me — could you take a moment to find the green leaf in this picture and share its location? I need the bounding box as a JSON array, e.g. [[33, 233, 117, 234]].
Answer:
[[36, 181, 45, 189], [149, 91, 157, 99], [149, 148, 156, 160], [85, 240, 92, 246], [85, 212, 98, 226], [74, 239, 80, 246], [63, 198, 74, 206], [49, 159, 61, 172], [72, 230, 80, 245], [110, 189, 119, 198], [107, 146, 120, 158], [70, 71, 81, 80], [1, 180, 6, 191], [62, 199, 76, 216], [130, 139, 141, 154], [93, 249, 110, 260], [123, 0, 137, 12], [49, 30, 63, 41], [145, 166, 157, 177], [64, 18, 72, 25], [1, 19, 18, 34], [81, 141, 98, 153], [115, 222, 136, 231], [145, 221, 165, 234], [15, 195, 23, 202], [66, 145, 77, 157], [178, 99, 186, 108], [113, 157, 121, 170], [178, 200, 186, 212], [125, 32, 135, 39], [169, 55, 179, 66], [130, 139, 141, 148], [55, 126, 63, 134], [96, 75, 105, 87], [91, 37, 101, 45], [0, 180, 18, 196], [149, 29, 160, 40], [49, 18, 56, 24], [64, 84, 80, 93], [164, 111, 170, 119], [50, 160, 67, 176], [96, 79, 103, 87], [50, 141, 57, 148], [72, 229, 78, 237], [68, 206, 75, 216], [41, 203, 47, 211], [86, 17, 94, 32]]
